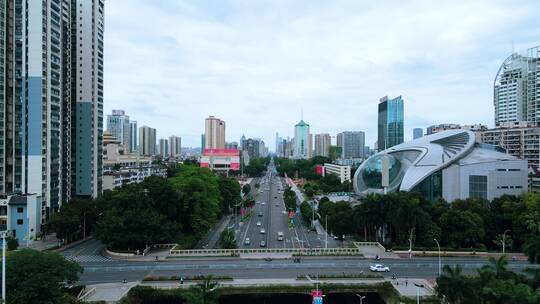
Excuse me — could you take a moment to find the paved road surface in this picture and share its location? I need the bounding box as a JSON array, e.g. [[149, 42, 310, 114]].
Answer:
[[77, 256, 537, 284], [236, 160, 339, 249]]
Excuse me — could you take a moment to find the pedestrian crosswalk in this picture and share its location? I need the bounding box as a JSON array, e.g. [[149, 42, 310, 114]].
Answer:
[[64, 254, 113, 263]]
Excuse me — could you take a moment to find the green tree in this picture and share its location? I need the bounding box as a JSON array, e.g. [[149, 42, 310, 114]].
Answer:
[[6, 236, 19, 251], [219, 228, 237, 249], [184, 276, 219, 304], [523, 236, 540, 264], [440, 209, 485, 248], [242, 184, 251, 196], [217, 176, 241, 214], [328, 201, 354, 239], [436, 265, 476, 303], [47, 197, 101, 244], [7, 249, 83, 304]]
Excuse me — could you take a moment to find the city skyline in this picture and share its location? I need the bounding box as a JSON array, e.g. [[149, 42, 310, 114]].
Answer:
[[104, 0, 540, 149]]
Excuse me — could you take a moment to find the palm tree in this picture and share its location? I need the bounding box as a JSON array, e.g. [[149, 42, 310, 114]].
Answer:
[[184, 275, 219, 304], [482, 256, 509, 279], [436, 265, 474, 303], [524, 267, 540, 289], [523, 236, 540, 264]]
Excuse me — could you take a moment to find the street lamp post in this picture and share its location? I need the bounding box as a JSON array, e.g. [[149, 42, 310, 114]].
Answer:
[[502, 229, 511, 256], [1, 231, 6, 302], [355, 293, 366, 304], [434, 238, 441, 277], [325, 214, 328, 249]]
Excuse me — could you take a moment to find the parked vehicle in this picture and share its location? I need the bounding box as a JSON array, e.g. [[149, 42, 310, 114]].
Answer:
[[244, 238, 251, 245], [260, 241, 266, 247]]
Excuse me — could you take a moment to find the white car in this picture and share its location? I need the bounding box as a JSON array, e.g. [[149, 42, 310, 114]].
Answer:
[[370, 264, 390, 272], [260, 228, 266, 234], [256, 221, 262, 226]]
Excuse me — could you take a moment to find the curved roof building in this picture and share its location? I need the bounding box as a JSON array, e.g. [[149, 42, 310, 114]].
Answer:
[[353, 130, 527, 202]]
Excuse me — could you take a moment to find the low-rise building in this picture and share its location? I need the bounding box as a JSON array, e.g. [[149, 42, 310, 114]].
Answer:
[[200, 149, 241, 172], [323, 163, 352, 183], [0, 194, 41, 245], [103, 165, 167, 191]]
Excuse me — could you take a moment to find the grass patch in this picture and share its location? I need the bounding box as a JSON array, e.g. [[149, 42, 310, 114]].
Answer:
[[297, 273, 383, 280], [143, 275, 233, 282]]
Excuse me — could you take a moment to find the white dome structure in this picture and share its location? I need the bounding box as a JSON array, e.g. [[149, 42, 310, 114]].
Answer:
[[353, 130, 528, 202]]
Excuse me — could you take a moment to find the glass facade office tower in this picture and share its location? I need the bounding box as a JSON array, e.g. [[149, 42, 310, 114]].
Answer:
[[0, 0, 104, 217], [294, 120, 311, 159], [377, 96, 404, 151], [129, 121, 138, 152], [494, 46, 540, 126], [106, 110, 130, 148]]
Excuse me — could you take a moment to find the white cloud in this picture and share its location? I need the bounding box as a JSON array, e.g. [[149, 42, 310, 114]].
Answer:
[[104, 0, 540, 148]]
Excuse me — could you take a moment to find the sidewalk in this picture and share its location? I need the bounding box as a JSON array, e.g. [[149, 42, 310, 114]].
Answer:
[[87, 277, 434, 302], [389, 278, 434, 298], [196, 215, 232, 249], [84, 281, 137, 303]]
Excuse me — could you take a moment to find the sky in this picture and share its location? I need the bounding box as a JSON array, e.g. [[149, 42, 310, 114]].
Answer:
[[104, 0, 540, 150]]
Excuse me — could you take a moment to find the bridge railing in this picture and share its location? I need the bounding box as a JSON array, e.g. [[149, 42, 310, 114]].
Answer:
[[353, 242, 386, 251], [169, 247, 362, 257]]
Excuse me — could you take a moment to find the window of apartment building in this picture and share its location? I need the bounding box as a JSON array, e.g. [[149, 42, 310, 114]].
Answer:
[[17, 219, 23, 225], [17, 207, 23, 213], [469, 175, 487, 200]]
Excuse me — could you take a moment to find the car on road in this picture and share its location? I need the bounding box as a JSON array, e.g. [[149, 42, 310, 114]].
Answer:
[[260, 241, 266, 247], [260, 228, 266, 234], [274, 196, 278, 199], [258, 212, 263, 217], [256, 221, 261, 226], [370, 264, 390, 272], [277, 232, 284, 241], [262, 202, 265, 205], [244, 238, 251, 245]]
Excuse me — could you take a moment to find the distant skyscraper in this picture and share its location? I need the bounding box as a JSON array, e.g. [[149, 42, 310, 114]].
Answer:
[[494, 46, 540, 126], [314, 134, 331, 157], [205, 116, 226, 149], [378, 96, 404, 151], [337, 131, 365, 159], [294, 120, 311, 159], [159, 138, 169, 158], [0, 0, 104, 213], [169, 136, 182, 158], [413, 128, 423, 139], [129, 121, 138, 152], [107, 110, 130, 148], [245, 138, 261, 159], [201, 134, 206, 153], [139, 126, 157, 156]]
